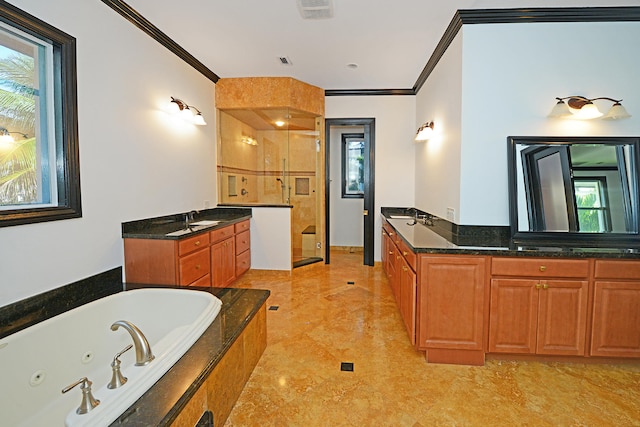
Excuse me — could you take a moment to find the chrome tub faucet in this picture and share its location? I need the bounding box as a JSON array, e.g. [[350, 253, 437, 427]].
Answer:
[[110, 320, 155, 366]]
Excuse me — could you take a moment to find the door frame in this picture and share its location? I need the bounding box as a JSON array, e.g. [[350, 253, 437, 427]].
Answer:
[[324, 118, 375, 266]]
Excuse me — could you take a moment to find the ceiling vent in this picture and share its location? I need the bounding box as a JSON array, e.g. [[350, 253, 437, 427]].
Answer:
[[297, 0, 333, 19]]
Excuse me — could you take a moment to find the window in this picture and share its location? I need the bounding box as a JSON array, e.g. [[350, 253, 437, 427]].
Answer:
[[341, 133, 364, 198], [0, 3, 80, 227], [575, 178, 611, 233]]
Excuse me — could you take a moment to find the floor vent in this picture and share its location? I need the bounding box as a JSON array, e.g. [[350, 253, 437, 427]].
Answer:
[[347, 281, 355, 285], [268, 306, 279, 311], [297, 0, 333, 19]]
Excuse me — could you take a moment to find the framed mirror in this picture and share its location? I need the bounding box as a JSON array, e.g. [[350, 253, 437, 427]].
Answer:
[[508, 136, 640, 247]]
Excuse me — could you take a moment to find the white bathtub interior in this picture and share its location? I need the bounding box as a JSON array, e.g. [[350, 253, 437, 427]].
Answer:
[[0, 288, 221, 427]]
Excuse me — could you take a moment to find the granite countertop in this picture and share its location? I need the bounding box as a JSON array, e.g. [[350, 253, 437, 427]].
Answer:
[[383, 215, 640, 259], [111, 285, 270, 426], [121, 207, 252, 240]]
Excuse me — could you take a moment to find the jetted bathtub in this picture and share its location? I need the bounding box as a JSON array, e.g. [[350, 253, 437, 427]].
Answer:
[[0, 288, 221, 427]]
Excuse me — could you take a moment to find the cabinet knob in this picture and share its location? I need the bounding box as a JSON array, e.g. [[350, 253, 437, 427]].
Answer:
[[539, 265, 546, 272], [389, 251, 393, 255], [194, 241, 201, 246], [402, 266, 408, 272], [542, 283, 549, 289], [535, 283, 542, 289], [403, 251, 408, 256], [389, 232, 394, 236]]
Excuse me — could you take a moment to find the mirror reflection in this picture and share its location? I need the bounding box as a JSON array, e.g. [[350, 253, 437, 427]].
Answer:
[[509, 137, 640, 244]]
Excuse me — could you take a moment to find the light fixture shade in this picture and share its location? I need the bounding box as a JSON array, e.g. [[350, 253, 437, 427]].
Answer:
[[602, 103, 631, 120], [0, 133, 14, 144], [548, 100, 571, 118], [415, 122, 434, 141], [193, 113, 207, 126], [574, 102, 603, 120], [167, 98, 182, 115], [180, 106, 194, 121]]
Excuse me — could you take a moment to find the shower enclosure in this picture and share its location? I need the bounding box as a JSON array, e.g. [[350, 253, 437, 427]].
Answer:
[[217, 106, 324, 266]]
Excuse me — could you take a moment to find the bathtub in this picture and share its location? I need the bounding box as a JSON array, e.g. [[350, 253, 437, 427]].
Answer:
[[0, 288, 222, 427]]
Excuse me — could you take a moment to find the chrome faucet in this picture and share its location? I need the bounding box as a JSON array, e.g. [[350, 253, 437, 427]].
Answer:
[[185, 210, 199, 229], [110, 320, 155, 366]]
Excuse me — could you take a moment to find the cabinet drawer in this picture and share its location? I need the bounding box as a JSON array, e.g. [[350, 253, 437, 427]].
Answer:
[[235, 230, 250, 255], [186, 274, 211, 287], [178, 233, 210, 256], [210, 224, 234, 243], [396, 238, 416, 272], [179, 248, 210, 286], [492, 257, 589, 278], [234, 219, 250, 234], [594, 259, 640, 280], [236, 249, 251, 277]]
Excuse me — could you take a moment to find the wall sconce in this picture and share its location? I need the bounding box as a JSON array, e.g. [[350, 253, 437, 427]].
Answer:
[[167, 97, 207, 125], [548, 96, 631, 120], [415, 121, 434, 141], [0, 127, 28, 143], [241, 136, 258, 146]]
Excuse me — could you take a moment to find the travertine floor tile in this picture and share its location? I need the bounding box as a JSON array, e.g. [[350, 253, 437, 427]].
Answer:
[[226, 252, 640, 426]]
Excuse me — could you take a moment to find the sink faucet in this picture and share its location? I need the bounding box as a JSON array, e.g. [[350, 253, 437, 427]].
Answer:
[[110, 320, 155, 366], [185, 210, 199, 229]]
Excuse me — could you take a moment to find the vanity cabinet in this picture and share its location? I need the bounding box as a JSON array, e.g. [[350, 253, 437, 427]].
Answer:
[[417, 255, 488, 365], [124, 220, 251, 287], [235, 221, 251, 278], [399, 256, 417, 344], [382, 223, 415, 343], [211, 224, 237, 287], [124, 233, 211, 287], [489, 258, 589, 356], [590, 259, 640, 358]]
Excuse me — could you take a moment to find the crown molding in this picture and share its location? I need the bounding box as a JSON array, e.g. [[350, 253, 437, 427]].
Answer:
[[100, 0, 220, 83], [325, 88, 415, 97], [413, 7, 640, 93]]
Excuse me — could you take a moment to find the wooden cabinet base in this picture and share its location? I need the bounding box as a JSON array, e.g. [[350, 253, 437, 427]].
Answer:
[[425, 348, 485, 366]]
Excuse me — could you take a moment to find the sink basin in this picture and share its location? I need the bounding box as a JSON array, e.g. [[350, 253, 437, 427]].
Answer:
[[190, 220, 220, 226], [165, 225, 212, 237]]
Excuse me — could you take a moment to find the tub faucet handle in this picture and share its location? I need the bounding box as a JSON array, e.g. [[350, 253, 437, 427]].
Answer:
[[61, 377, 100, 414], [108, 344, 133, 389]]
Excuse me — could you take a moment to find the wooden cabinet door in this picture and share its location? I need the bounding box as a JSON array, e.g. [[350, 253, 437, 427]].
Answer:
[[399, 258, 417, 345], [418, 256, 487, 351], [536, 280, 588, 355], [212, 237, 235, 287], [387, 242, 399, 302], [381, 230, 389, 274], [591, 280, 640, 357], [488, 279, 538, 354]]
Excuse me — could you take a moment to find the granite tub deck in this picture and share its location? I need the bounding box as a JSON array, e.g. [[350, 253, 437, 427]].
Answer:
[[114, 285, 269, 426], [121, 207, 252, 240]]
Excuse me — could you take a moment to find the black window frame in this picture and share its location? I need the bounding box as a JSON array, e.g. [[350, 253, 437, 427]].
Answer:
[[341, 133, 365, 199], [0, 2, 81, 228]]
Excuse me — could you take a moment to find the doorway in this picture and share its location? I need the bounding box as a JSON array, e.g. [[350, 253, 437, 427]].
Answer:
[[325, 118, 375, 266]]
